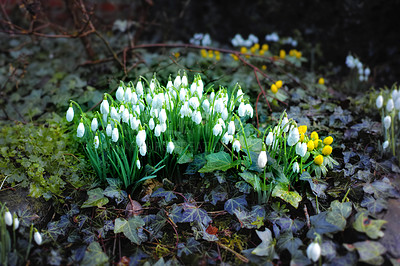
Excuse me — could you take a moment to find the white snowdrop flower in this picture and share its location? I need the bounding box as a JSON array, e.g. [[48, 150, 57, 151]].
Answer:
[[296, 142, 307, 157], [122, 109, 130, 123], [364, 67, 371, 77], [136, 80, 144, 97], [215, 98, 224, 114], [287, 127, 300, 146], [376, 95, 383, 109], [77, 122, 85, 138], [66, 105, 74, 122], [238, 101, 246, 117], [13, 216, 19, 230], [112, 127, 119, 142], [383, 140, 389, 149], [100, 98, 110, 114], [136, 159, 141, 169], [149, 79, 156, 92], [395, 97, 400, 110], [180, 102, 191, 118], [140, 143, 147, 156], [167, 141, 175, 154], [358, 67, 364, 76], [130, 116, 140, 131], [345, 55, 355, 69], [106, 123, 112, 136], [265, 32, 279, 42], [139, 101, 145, 112], [192, 110, 202, 125], [190, 82, 197, 95], [359, 75, 365, 82], [34, 230, 42, 245], [159, 109, 167, 124], [220, 108, 228, 121], [131, 91, 138, 105], [293, 162, 300, 173], [281, 116, 289, 132], [4, 211, 12, 226], [236, 88, 244, 100], [232, 139, 241, 152], [197, 79, 204, 97], [181, 73, 188, 87], [116, 85, 125, 101], [257, 148, 267, 169], [384, 116, 391, 129], [179, 87, 186, 101], [387, 98, 394, 112], [110, 107, 119, 121], [265, 132, 274, 146], [167, 79, 173, 90], [217, 118, 226, 128], [245, 103, 253, 118], [90, 118, 98, 132], [202, 99, 210, 114], [202, 33, 211, 46], [154, 124, 161, 137], [307, 242, 321, 262], [94, 135, 99, 149], [392, 89, 399, 101], [174, 75, 181, 88], [222, 132, 233, 145], [149, 117, 155, 130], [210, 91, 215, 103], [161, 122, 167, 133], [124, 86, 132, 102], [228, 120, 235, 135], [248, 33, 259, 44], [146, 94, 153, 106], [189, 97, 200, 110], [136, 129, 146, 147], [213, 123, 223, 136]]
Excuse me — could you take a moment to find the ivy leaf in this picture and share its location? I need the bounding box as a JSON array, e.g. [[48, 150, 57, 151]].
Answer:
[[81, 242, 109, 266], [82, 188, 109, 208], [198, 151, 238, 172], [180, 204, 212, 226], [239, 135, 263, 153], [276, 231, 302, 255], [251, 228, 278, 258], [344, 241, 386, 265], [361, 195, 387, 214], [326, 200, 352, 230], [307, 212, 341, 238], [151, 188, 177, 203], [363, 178, 399, 199], [275, 218, 305, 234], [103, 184, 127, 204], [177, 237, 200, 257], [114, 216, 145, 245], [271, 183, 302, 208], [224, 195, 248, 215], [235, 181, 252, 194], [168, 204, 184, 224], [185, 153, 206, 175], [206, 187, 228, 206], [353, 211, 386, 239]]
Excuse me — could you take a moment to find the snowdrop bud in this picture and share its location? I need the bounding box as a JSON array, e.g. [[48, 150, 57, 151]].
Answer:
[[213, 123, 223, 136], [222, 108, 229, 120], [228, 120, 235, 135], [159, 109, 167, 124], [150, 78, 156, 92], [189, 97, 200, 110], [181, 72, 188, 87], [94, 135, 99, 149], [192, 110, 202, 124], [281, 116, 289, 132], [222, 132, 233, 145], [383, 116, 391, 129], [161, 122, 167, 133], [167, 78, 173, 90], [136, 129, 146, 147], [154, 124, 161, 137], [395, 97, 400, 110], [136, 159, 141, 169], [197, 79, 204, 97], [66, 105, 74, 122], [13, 216, 19, 230], [111, 107, 119, 121], [34, 230, 42, 245], [149, 118, 155, 130], [121, 109, 129, 123], [233, 139, 241, 153], [77, 121, 85, 138], [167, 141, 175, 154], [112, 127, 119, 142], [265, 132, 274, 146], [245, 104, 253, 118], [296, 142, 307, 157], [210, 91, 215, 103], [174, 75, 181, 88], [140, 143, 147, 156], [91, 118, 98, 132], [238, 101, 246, 117], [125, 87, 132, 102], [202, 99, 210, 114], [237, 88, 244, 100], [364, 67, 371, 77], [105, 124, 111, 136], [376, 95, 383, 109], [131, 91, 138, 105], [257, 145, 268, 168], [4, 211, 12, 226], [387, 98, 394, 112], [136, 80, 143, 97], [190, 82, 197, 95], [287, 127, 300, 146], [383, 140, 389, 149], [358, 67, 364, 76], [100, 98, 109, 114], [392, 89, 399, 101], [359, 75, 365, 82], [293, 162, 300, 173], [116, 85, 125, 101], [306, 242, 321, 262]]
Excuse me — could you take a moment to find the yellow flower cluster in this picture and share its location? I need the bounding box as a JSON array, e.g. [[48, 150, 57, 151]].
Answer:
[[318, 77, 325, 85], [289, 49, 302, 59], [201, 49, 221, 61], [270, 80, 283, 94]]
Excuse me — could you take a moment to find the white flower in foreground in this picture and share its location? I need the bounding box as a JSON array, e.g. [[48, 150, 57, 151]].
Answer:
[[161, 122, 167, 133], [116, 86, 125, 101], [174, 75, 181, 88], [287, 127, 300, 146], [4, 211, 12, 226], [112, 127, 119, 142], [265, 132, 274, 146], [140, 143, 147, 156], [383, 140, 389, 149], [94, 135, 99, 149], [159, 109, 167, 124], [245, 104, 253, 118], [296, 142, 307, 157], [149, 118, 155, 130], [257, 145, 268, 168], [238, 101, 246, 117], [202, 99, 210, 114], [100, 98, 109, 114], [192, 110, 202, 125], [228, 120, 235, 135], [34, 230, 42, 245], [167, 141, 175, 154], [376, 95, 383, 109], [167, 79, 173, 90], [13, 216, 19, 230], [136, 80, 143, 97], [136, 159, 141, 169], [154, 124, 161, 137], [181, 73, 188, 87], [293, 162, 300, 173], [91, 118, 98, 132], [386, 98, 394, 112], [383, 115, 391, 129], [281, 116, 289, 132], [77, 122, 85, 138], [110, 107, 119, 121], [66, 105, 74, 122], [213, 123, 223, 136], [106, 123, 112, 136], [222, 132, 233, 145], [136, 129, 146, 147], [124, 87, 132, 102], [306, 242, 321, 262], [392, 89, 399, 101], [233, 139, 241, 153], [395, 97, 400, 110]]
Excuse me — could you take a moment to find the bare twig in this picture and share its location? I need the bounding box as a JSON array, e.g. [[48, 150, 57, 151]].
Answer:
[[216, 241, 249, 263]]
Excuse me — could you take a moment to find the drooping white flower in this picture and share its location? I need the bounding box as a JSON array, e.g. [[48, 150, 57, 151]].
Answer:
[[116, 85, 125, 101], [34, 230, 42, 245], [4, 211, 12, 226], [136, 159, 141, 169], [265, 132, 274, 146], [376, 95, 383, 109], [189, 97, 200, 110], [136, 80, 144, 97], [238, 101, 246, 117], [77, 122, 85, 138], [257, 149, 268, 168], [13, 216, 19, 230], [181, 73, 188, 87], [190, 82, 197, 95], [66, 105, 74, 122], [245, 103, 253, 118], [167, 141, 175, 154], [110, 107, 119, 121], [159, 108, 167, 124], [131, 91, 138, 105], [202, 99, 210, 114], [180, 102, 191, 118], [383, 115, 391, 129], [174, 75, 181, 88], [293, 162, 300, 173], [281, 116, 289, 132], [296, 142, 307, 157], [222, 132, 233, 145], [287, 127, 300, 146], [149, 78, 156, 92], [112, 127, 119, 142], [232, 139, 241, 152], [136, 129, 146, 147], [149, 117, 155, 130], [395, 97, 400, 110], [94, 135, 100, 149], [167, 79, 173, 90], [106, 123, 112, 136], [197, 78, 204, 97], [91, 118, 98, 132], [213, 123, 223, 136], [100, 98, 110, 114], [392, 89, 399, 101], [221, 108, 229, 121], [154, 124, 161, 137], [386, 98, 394, 112], [192, 110, 202, 125], [364, 67, 371, 77], [122, 109, 130, 123], [383, 140, 389, 149], [306, 242, 321, 262], [237, 88, 244, 101], [124, 86, 132, 102], [228, 120, 235, 135], [140, 143, 147, 156]]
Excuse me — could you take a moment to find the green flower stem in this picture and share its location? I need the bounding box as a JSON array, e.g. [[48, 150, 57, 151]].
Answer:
[[25, 224, 34, 261], [234, 114, 252, 165]]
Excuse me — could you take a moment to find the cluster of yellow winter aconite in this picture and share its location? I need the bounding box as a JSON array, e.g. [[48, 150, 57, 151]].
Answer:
[[270, 80, 283, 94], [200, 49, 221, 61], [289, 49, 302, 59]]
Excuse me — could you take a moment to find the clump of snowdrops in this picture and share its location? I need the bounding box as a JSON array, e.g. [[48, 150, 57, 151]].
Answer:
[[376, 84, 400, 162], [66, 71, 254, 189]]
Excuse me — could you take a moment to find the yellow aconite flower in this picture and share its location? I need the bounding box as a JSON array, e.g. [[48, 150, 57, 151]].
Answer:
[[201, 49, 207, 58], [318, 77, 325, 85], [307, 140, 314, 151], [231, 54, 239, 61], [250, 46, 257, 54], [314, 139, 320, 149], [322, 145, 333, 156], [289, 49, 296, 57], [259, 50, 265, 55], [314, 155, 323, 166], [280, 49, 286, 59], [323, 136, 333, 145], [300, 133, 305, 142], [275, 80, 283, 89], [262, 44, 269, 51], [254, 43, 260, 50], [311, 131, 319, 140], [298, 125, 307, 134], [271, 84, 278, 94], [174, 52, 180, 58], [208, 50, 214, 58], [295, 51, 302, 58], [240, 47, 248, 54], [262, 65, 267, 70], [215, 51, 221, 61]]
